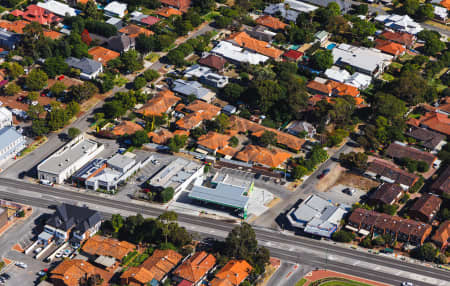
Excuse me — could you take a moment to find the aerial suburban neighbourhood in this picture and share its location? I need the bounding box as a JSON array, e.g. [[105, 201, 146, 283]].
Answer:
[[0, 0, 448, 285]]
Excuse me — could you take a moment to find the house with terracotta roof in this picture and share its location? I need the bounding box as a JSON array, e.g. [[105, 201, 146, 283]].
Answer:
[[111, 121, 144, 137], [148, 129, 174, 144], [210, 260, 252, 286], [347, 208, 432, 245], [11, 4, 62, 25], [44, 30, 63, 39], [379, 30, 416, 48], [365, 159, 419, 190], [160, 0, 191, 12], [119, 24, 154, 38], [198, 54, 227, 72], [235, 145, 292, 168], [175, 100, 221, 130], [136, 90, 180, 117], [226, 31, 283, 59], [197, 132, 232, 154], [441, 0, 450, 9], [408, 194, 442, 223], [121, 249, 183, 286], [81, 235, 136, 263], [430, 165, 450, 197], [385, 142, 438, 168], [88, 46, 120, 66], [368, 183, 404, 207], [255, 15, 287, 31], [306, 77, 360, 98], [173, 251, 216, 285], [432, 220, 449, 251], [50, 259, 113, 286], [156, 6, 183, 17], [283, 49, 303, 62], [406, 111, 450, 136], [375, 39, 406, 58]]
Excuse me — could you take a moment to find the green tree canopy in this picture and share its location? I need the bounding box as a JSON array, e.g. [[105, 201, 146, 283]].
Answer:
[[26, 69, 48, 91]]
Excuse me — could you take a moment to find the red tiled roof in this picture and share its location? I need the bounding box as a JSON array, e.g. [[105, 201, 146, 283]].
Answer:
[[440, 0, 450, 10], [50, 259, 112, 286], [136, 89, 180, 117], [111, 121, 144, 136], [198, 54, 227, 71], [385, 142, 437, 166], [432, 221, 449, 250], [227, 32, 283, 58], [88, 46, 120, 66], [431, 165, 450, 196], [213, 260, 252, 286], [119, 24, 154, 38], [283, 49, 303, 60], [197, 132, 231, 151], [235, 145, 292, 168], [408, 193, 442, 222], [255, 15, 287, 30], [11, 4, 61, 25], [156, 7, 183, 17], [173, 251, 216, 283], [407, 112, 450, 136], [379, 30, 415, 47], [375, 39, 406, 56], [82, 236, 136, 261], [148, 129, 174, 144], [160, 0, 191, 12], [140, 15, 161, 26]]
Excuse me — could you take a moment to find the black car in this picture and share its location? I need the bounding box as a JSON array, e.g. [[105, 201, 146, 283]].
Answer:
[[254, 173, 261, 179], [0, 274, 9, 280]]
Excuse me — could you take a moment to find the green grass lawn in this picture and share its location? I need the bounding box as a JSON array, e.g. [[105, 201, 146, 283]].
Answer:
[[382, 73, 395, 81], [202, 11, 220, 21], [296, 278, 308, 286]]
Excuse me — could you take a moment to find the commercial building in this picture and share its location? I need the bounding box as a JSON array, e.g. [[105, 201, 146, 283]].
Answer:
[[365, 159, 419, 190], [0, 126, 26, 164], [37, 134, 104, 184], [287, 195, 348, 238], [347, 208, 432, 245], [408, 194, 442, 223], [104, 1, 127, 18], [0, 107, 12, 128], [39, 204, 102, 245], [189, 173, 254, 218], [147, 157, 203, 194], [332, 43, 393, 77]]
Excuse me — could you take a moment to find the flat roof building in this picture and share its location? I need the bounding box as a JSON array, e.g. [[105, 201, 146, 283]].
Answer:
[[37, 134, 104, 184], [148, 157, 203, 194], [0, 107, 12, 128], [189, 173, 254, 218], [0, 126, 26, 164], [287, 195, 347, 238], [211, 41, 269, 65]]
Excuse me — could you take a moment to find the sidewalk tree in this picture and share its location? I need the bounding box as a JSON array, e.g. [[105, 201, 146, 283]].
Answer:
[[68, 127, 81, 139], [111, 214, 124, 233]]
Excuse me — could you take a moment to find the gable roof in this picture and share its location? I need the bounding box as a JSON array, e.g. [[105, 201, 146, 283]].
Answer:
[[431, 166, 450, 196], [148, 129, 174, 144], [120, 266, 154, 285], [88, 46, 120, 66], [173, 251, 216, 283], [140, 15, 161, 26], [405, 126, 445, 150], [375, 39, 406, 56], [235, 145, 292, 168], [227, 32, 283, 58], [50, 259, 111, 286], [369, 183, 403, 205], [379, 30, 415, 46], [366, 159, 419, 187], [46, 204, 102, 233], [198, 54, 227, 71], [409, 193, 442, 220], [111, 121, 144, 136], [432, 220, 449, 248], [156, 6, 182, 17], [441, 0, 450, 9], [119, 24, 154, 38], [175, 100, 221, 130], [406, 112, 450, 136], [107, 35, 135, 52], [385, 142, 437, 166], [197, 132, 231, 151], [141, 249, 183, 280], [160, 0, 191, 12], [255, 15, 287, 30], [213, 260, 252, 286], [283, 49, 303, 60], [11, 4, 61, 25], [65, 57, 102, 75], [0, 127, 23, 152], [82, 236, 136, 261], [136, 89, 180, 117]]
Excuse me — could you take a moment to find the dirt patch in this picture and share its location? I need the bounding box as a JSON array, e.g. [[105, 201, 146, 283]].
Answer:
[[334, 171, 380, 191], [255, 262, 280, 286], [12, 244, 24, 253], [315, 165, 345, 192]]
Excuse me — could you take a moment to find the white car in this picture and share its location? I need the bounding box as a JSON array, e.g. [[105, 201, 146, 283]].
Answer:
[[55, 252, 62, 258], [401, 282, 413, 286], [34, 247, 43, 254], [15, 262, 27, 269]]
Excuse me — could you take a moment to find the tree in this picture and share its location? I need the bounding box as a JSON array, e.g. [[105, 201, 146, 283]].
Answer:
[[174, 17, 193, 36], [415, 4, 434, 22], [130, 130, 149, 147], [215, 16, 233, 28], [360, 237, 372, 248], [103, 101, 125, 119], [351, 19, 376, 42], [292, 165, 308, 180], [392, 70, 428, 104], [222, 83, 244, 102], [70, 82, 98, 102], [4, 83, 21, 96], [372, 236, 385, 246], [120, 50, 143, 72], [85, 0, 102, 20], [332, 230, 355, 242], [417, 160, 429, 173], [339, 152, 368, 170], [256, 80, 283, 113], [31, 119, 49, 136], [111, 214, 124, 233], [374, 92, 407, 119], [159, 187, 175, 203], [158, 211, 177, 243], [168, 135, 188, 152], [403, 0, 420, 16], [192, 0, 215, 14], [6, 62, 24, 79], [229, 136, 239, 147], [415, 242, 438, 262], [133, 76, 147, 90], [258, 131, 277, 147], [43, 57, 69, 78], [417, 30, 445, 56], [50, 82, 67, 97], [68, 127, 81, 139], [328, 96, 355, 125], [354, 4, 368, 15], [380, 204, 398, 216], [311, 50, 333, 71], [143, 69, 160, 82], [26, 69, 48, 91], [166, 49, 185, 67]]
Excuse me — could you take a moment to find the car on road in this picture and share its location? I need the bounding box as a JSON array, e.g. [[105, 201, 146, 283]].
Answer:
[[254, 173, 261, 179], [342, 188, 355, 196], [401, 282, 413, 286], [317, 168, 330, 179], [0, 274, 10, 280], [38, 271, 46, 276], [39, 179, 52, 186], [0, 277, 5, 284], [15, 262, 27, 269]]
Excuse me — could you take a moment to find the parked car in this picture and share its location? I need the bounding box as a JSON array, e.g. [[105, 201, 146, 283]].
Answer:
[[0, 277, 5, 284], [15, 262, 27, 268], [401, 282, 413, 286], [342, 188, 355, 196], [318, 168, 330, 179], [55, 252, 62, 258], [38, 271, 46, 276], [34, 247, 43, 254], [40, 179, 52, 186], [0, 273, 10, 280]]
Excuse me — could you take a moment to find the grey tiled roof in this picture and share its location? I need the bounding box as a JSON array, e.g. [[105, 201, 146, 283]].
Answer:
[[65, 57, 102, 75]]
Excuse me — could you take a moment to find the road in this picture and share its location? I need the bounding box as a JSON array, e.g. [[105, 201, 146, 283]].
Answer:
[[0, 178, 448, 286]]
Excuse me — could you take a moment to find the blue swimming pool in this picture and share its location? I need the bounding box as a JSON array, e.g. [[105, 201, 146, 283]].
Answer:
[[290, 44, 300, 50], [326, 43, 336, 50]]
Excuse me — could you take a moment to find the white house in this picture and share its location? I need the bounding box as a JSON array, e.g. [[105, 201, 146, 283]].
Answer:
[[375, 14, 423, 35], [0, 126, 26, 164], [104, 1, 128, 18], [183, 65, 229, 88], [37, 134, 104, 184], [0, 107, 12, 128], [325, 66, 372, 89], [37, 0, 76, 17], [65, 57, 103, 80], [264, 0, 318, 21], [211, 41, 269, 65]]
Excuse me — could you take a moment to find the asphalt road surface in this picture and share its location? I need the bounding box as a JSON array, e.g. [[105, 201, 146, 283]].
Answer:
[[0, 178, 447, 286]]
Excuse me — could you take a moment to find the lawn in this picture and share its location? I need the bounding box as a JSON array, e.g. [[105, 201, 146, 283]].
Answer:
[[145, 53, 160, 63], [318, 280, 374, 286], [202, 11, 220, 22], [381, 73, 395, 82], [296, 278, 308, 286]]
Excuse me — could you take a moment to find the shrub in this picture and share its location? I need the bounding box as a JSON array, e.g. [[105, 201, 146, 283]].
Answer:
[[331, 230, 355, 243]]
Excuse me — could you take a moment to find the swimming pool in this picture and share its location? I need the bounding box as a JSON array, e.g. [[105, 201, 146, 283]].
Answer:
[[290, 44, 301, 50], [326, 43, 336, 50]]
